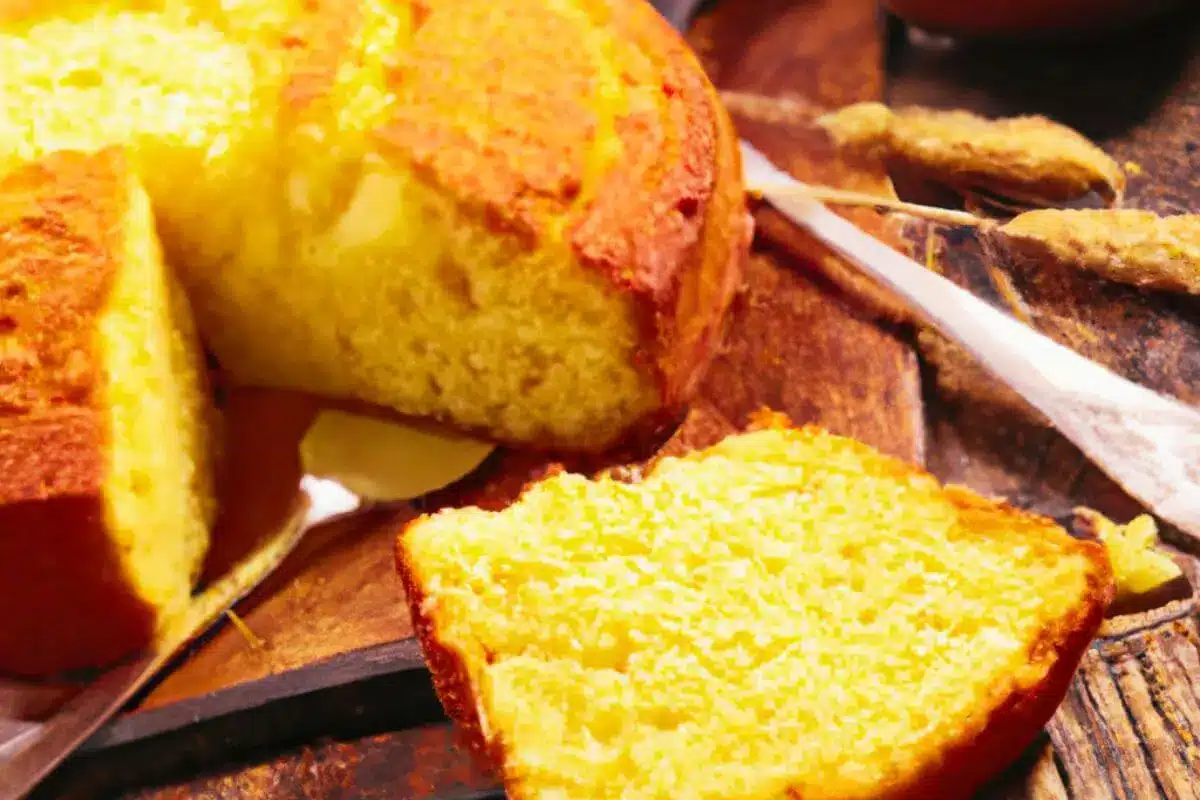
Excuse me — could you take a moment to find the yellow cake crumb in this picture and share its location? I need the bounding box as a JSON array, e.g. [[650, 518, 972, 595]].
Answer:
[[400, 418, 1114, 799], [0, 0, 745, 450]]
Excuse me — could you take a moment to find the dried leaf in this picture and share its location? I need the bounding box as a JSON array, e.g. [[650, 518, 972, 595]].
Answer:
[[999, 209, 1200, 295], [819, 102, 1125, 209]]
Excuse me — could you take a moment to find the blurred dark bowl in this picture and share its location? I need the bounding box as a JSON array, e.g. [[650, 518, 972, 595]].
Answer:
[[882, 0, 1188, 40]]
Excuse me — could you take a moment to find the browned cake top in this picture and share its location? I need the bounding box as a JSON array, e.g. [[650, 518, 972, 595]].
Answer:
[[269, 0, 729, 291], [369, 0, 742, 399], [376, 0, 722, 289], [0, 148, 127, 502]]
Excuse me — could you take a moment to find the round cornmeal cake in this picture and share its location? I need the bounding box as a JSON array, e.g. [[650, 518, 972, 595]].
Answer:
[[0, 0, 749, 678], [0, 0, 749, 451]]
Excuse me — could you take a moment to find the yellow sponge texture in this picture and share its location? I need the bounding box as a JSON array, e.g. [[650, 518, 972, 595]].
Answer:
[[100, 169, 218, 628], [0, 0, 675, 449], [402, 423, 1112, 799]]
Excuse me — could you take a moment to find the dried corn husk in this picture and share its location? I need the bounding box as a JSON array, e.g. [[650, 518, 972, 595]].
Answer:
[[999, 209, 1200, 294], [819, 102, 1125, 209], [1073, 508, 1183, 602]]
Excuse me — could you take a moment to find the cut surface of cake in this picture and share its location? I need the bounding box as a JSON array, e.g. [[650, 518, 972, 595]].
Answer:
[[0, 148, 217, 678], [0, 0, 748, 451], [397, 413, 1113, 800]]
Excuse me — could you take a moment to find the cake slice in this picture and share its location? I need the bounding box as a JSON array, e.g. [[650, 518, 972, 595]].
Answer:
[[397, 412, 1113, 800], [0, 148, 217, 678]]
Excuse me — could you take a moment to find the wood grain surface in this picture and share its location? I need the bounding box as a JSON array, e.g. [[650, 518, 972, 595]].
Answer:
[[122, 727, 497, 800], [691, 0, 925, 462], [33, 0, 1200, 797]]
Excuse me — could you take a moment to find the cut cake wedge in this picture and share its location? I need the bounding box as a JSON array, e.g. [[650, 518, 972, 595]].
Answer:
[[0, 148, 217, 678], [397, 411, 1114, 800]]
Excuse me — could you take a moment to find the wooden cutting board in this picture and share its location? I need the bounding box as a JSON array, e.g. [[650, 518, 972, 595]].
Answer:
[[29, 0, 1200, 796]]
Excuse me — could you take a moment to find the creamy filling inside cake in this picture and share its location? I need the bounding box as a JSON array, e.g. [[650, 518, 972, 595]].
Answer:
[[405, 427, 1101, 799]]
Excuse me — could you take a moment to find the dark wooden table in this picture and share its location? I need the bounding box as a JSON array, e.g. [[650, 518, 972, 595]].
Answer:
[[37, 0, 1200, 797]]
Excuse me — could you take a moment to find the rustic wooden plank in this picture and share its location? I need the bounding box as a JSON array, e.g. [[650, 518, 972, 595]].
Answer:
[[117, 727, 497, 800], [1149, 620, 1200, 735], [1045, 610, 1200, 799], [83, 640, 426, 755], [690, 0, 925, 464], [697, 245, 923, 461], [35, 643, 451, 800]]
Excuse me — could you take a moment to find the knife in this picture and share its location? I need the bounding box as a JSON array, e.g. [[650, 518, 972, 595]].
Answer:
[[0, 412, 494, 800], [741, 143, 1200, 535]]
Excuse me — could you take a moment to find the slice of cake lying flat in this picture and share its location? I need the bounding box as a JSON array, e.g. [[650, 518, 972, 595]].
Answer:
[[0, 148, 217, 677], [397, 412, 1113, 800]]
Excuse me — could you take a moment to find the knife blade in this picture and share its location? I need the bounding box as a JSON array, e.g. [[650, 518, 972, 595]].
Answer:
[[649, 0, 705, 30], [0, 411, 494, 800]]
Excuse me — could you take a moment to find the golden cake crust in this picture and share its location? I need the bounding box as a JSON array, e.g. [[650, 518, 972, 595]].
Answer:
[[396, 412, 1114, 799], [881, 485, 1113, 799], [0, 148, 158, 677], [0, 0, 748, 451], [303, 0, 749, 419], [0, 150, 123, 427]]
